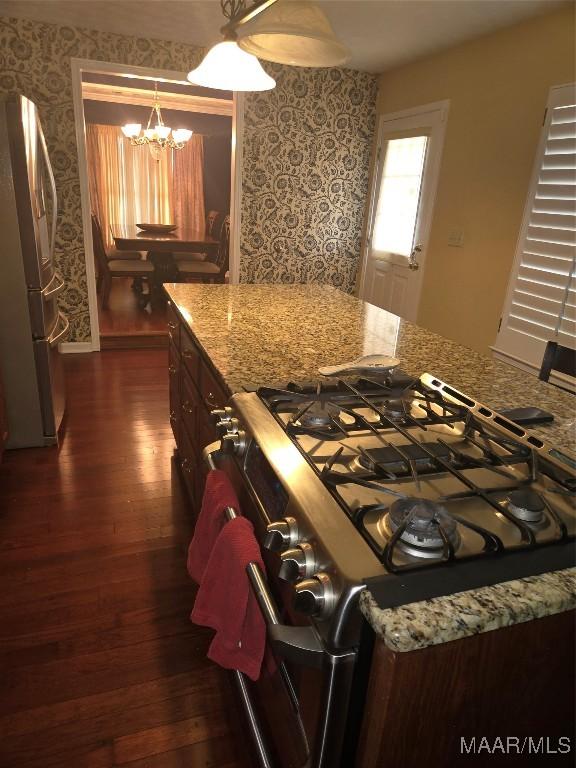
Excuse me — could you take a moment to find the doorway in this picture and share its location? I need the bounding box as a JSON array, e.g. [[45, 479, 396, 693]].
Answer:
[[358, 101, 449, 322], [71, 59, 242, 351]]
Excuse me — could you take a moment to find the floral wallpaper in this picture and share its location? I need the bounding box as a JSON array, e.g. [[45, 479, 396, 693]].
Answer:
[[0, 15, 377, 342], [0, 15, 204, 341], [241, 65, 377, 292]]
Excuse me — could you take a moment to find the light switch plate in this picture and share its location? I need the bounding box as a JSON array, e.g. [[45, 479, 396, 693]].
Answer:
[[448, 229, 465, 247]]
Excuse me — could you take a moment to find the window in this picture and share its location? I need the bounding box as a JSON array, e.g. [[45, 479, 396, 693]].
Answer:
[[494, 83, 576, 371], [372, 135, 428, 257]]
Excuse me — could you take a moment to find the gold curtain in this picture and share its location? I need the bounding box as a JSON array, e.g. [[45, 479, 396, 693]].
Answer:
[[172, 135, 205, 234], [86, 125, 205, 248]]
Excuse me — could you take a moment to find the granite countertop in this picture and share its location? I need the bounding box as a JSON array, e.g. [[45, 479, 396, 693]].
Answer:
[[165, 283, 575, 452], [165, 283, 576, 651]]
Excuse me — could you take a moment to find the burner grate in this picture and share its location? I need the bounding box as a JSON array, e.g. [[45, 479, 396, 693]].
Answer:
[[256, 375, 574, 574]]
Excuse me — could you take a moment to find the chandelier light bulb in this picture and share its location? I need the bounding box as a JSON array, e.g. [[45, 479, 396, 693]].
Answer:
[[121, 123, 141, 138], [172, 128, 193, 143], [155, 125, 171, 140]]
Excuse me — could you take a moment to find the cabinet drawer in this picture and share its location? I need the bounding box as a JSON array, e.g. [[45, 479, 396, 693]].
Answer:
[[167, 303, 180, 350], [200, 363, 228, 414], [181, 330, 200, 383], [168, 341, 180, 442]]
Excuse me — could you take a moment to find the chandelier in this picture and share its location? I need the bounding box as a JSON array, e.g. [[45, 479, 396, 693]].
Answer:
[[121, 83, 193, 160], [187, 0, 349, 92]]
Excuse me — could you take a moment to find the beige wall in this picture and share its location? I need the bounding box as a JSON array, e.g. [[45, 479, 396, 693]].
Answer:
[[376, 5, 575, 354]]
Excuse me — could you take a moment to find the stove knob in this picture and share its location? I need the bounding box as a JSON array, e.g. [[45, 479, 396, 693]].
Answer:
[[221, 431, 246, 455], [278, 543, 315, 582], [263, 517, 298, 552], [293, 573, 335, 618], [210, 407, 233, 425], [216, 416, 240, 437]]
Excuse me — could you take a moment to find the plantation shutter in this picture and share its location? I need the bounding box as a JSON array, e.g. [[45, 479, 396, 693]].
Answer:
[[494, 83, 576, 371]]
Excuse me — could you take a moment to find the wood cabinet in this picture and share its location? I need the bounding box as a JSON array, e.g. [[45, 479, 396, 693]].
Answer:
[[355, 610, 575, 768], [0, 369, 7, 461], [167, 301, 229, 509]]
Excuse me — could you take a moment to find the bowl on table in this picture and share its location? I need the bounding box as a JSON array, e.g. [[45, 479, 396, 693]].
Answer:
[[136, 223, 177, 233]]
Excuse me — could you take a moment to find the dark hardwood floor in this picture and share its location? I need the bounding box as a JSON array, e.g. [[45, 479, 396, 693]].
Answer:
[[98, 279, 168, 349], [0, 350, 253, 768]]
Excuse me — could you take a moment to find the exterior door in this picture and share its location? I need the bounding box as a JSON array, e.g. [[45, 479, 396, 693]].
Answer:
[[360, 102, 448, 321]]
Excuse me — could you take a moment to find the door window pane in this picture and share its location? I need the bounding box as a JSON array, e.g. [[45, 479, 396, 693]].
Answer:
[[372, 136, 428, 257]]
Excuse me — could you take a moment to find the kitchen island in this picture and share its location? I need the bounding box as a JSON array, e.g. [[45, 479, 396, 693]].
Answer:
[[165, 281, 574, 625], [165, 283, 575, 767]]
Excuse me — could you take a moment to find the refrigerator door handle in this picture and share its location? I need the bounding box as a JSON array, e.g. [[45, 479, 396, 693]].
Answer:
[[36, 113, 57, 261], [48, 311, 69, 347], [43, 271, 65, 299]]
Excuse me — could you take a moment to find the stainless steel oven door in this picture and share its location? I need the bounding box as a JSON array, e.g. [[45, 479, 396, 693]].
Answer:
[[203, 443, 358, 768]]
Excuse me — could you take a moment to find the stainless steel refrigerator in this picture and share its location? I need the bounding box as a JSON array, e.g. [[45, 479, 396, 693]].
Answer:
[[0, 95, 69, 448]]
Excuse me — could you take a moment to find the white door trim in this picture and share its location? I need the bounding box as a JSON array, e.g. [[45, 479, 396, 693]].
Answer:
[[357, 99, 449, 315], [70, 57, 243, 350], [229, 92, 244, 285]]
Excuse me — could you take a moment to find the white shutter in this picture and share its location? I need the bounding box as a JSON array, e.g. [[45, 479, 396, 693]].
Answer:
[[494, 84, 576, 370]]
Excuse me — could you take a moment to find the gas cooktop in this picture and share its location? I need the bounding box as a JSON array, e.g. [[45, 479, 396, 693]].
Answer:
[[257, 372, 576, 575]]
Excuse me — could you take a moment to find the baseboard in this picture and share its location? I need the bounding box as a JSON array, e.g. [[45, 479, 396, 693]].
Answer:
[[60, 341, 94, 354]]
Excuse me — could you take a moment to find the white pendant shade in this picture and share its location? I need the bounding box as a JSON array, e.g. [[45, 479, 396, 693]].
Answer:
[[237, 1, 349, 67], [187, 41, 276, 92]]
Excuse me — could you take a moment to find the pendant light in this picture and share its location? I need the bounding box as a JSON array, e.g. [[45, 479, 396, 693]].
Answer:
[[188, 39, 275, 91], [187, 1, 276, 92], [237, 1, 350, 68], [187, 0, 349, 92]]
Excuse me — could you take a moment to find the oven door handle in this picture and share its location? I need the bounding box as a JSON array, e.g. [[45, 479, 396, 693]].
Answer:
[[204, 442, 324, 669]]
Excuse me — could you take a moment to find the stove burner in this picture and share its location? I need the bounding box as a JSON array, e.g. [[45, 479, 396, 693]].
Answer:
[[385, 498, 460, 557], [296, 401, 341, 430], [506, 488, 546, 523], [376, 398, 407, 422]]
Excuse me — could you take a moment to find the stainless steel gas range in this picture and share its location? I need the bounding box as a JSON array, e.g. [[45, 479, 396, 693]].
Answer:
[[205, 371, 575, 768]]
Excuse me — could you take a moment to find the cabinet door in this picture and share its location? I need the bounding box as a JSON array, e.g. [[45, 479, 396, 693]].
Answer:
[[180, 368, 200, 448], [0, 373, 7, 460], [178, 419, 197, 505], [168, 340, 180, 443], [181, 329, 200, 383], [167, 303, 180, 350], [200, 362, 228, 415]]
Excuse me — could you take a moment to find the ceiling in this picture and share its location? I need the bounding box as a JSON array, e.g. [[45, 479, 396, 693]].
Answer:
[[0, 0, 565, 73]]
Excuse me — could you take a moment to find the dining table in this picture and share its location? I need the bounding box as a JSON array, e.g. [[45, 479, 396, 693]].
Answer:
[[111, 224, 220, 306]]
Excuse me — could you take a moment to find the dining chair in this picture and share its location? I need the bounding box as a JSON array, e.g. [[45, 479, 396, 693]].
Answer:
[[173, 210, 224, 263], [176, 215, 230, 284], [91, 215, 144, 261], [538, 341, 576, 392], [91, 215, 155, 309]]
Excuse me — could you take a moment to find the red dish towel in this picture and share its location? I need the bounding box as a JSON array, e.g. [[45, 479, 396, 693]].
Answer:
[[191, 516, 266, 681], [187, 469, 241, 584]]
